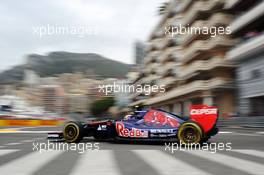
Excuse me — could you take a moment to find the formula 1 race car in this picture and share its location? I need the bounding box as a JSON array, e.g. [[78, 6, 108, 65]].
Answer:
[[48, 105, 219, 144]]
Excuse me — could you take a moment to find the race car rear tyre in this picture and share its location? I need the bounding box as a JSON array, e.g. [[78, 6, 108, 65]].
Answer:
[[177, 122, 203, 144], [63, 121, 84, 143]]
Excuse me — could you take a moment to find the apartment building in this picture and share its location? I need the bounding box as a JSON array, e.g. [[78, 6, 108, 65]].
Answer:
[[40, 85, 66, 114], [227, 0, 264, 116], [131, 0, 241, 117], [135, 41, 147, 65]]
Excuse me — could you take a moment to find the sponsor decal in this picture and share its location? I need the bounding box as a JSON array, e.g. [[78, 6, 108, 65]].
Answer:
[[150, 129, 175, 133], [144, 110, 179, 127], [190, 108, 217, 115], [97, 125, 107, 131], [116, 122, 148, 138]]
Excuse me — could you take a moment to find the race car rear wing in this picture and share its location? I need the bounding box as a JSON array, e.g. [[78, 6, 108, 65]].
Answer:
[[189, 105, 218, 133]]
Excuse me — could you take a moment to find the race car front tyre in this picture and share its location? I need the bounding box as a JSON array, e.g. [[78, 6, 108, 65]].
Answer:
[[63, 121, 84, 143], [177, 122, 203, 144]]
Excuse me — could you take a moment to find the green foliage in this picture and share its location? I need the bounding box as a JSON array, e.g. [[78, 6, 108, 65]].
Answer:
[[90, 97, 115, 116]]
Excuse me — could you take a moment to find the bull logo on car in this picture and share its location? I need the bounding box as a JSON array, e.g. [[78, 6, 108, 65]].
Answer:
[[144, 110, 179, 127]]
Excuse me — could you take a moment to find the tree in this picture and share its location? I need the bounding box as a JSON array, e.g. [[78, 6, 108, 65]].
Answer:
[[90, 97, 115, 117]]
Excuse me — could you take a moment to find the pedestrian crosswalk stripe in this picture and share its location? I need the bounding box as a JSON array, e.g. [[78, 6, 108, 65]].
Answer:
[[70, 150, 121, 175], [0, 150, 63, 175], [0, 149, 263, 174], [232, 149, 264, 159], [132, 150, 212, 175], [0, 149, 18, 156], [186, 150, 264, 175]]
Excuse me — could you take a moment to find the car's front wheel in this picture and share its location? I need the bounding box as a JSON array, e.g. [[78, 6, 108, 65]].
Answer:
[[177, 122, 203, 144], [63, 121, 83, 143]]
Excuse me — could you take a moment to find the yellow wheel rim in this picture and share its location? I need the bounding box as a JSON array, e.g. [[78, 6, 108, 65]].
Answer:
[[178, 123, 202, 144], [63, 123, 80, 142]]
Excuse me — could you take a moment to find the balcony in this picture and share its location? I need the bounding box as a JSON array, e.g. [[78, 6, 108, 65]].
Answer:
[[180, 13, 233, 45], [179, 57, 235, 78], [159, 62, 179, 76], [142, 75, 160, 85], [151, 38, 167, 50], [227, 32, 264, 61], [169, 14, 183, 27], [145, 62, 160, 74], [145, 77, 233, 105], [182, 0, 226, 26], [181, 36, 237, 63], [159, 46, 181, 63], [179, 20, 206, 45], [224, 0, 240, 9], [229, 1, 264, 33], [143, 51, 160, 64], [177, 0, 194, 13], [207, 13, 233, 27], [156, 77, 176, 88]]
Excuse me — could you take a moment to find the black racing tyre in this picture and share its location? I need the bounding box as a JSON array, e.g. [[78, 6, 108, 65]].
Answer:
[[177, 122, 203, 144], [63, 121, 84, 143]]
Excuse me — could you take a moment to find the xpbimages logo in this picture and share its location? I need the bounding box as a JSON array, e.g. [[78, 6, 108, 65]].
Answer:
[[32, 141, 100, 153], [165, 141, 232, 154], [165, 24, 231, 38], [32, 24, 98, 38], [98, 82, 165, 95]]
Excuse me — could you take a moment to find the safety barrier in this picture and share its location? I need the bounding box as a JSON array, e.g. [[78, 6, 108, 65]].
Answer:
[[0, 119, 64, 126]]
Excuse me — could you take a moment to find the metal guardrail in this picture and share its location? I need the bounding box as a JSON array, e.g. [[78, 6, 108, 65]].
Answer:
[[217, 116, 264, 128]]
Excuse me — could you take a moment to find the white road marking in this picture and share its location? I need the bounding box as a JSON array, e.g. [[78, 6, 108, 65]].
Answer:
[[70, 150, 121, 175], [5, 142, 22, 146], [0, 150, 63, 175], [219, 131, 233, 134], [219, 131, 263, 137], [187, 150, 264, 175], [0, 149, 18, 156], [232, 133, 263, 137], [20, 140, 34, 143], [256, 132, 264, 134], [232, 149, 264, 159], [133, 150, 212, 175]]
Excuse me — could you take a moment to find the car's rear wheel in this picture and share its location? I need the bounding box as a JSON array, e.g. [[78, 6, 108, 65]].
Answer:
[[177, 122, 203, 144], [63, 121, 83, 143]]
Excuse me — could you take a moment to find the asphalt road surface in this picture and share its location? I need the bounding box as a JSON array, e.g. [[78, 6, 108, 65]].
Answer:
[[0, 126, 263, 175]]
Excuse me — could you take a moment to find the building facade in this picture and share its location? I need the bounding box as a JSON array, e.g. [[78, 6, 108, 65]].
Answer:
[[131, 0, 260, 117], [40, 85, 66, 114], [227, 0, 264, 116], [134, 41, 147, 65]]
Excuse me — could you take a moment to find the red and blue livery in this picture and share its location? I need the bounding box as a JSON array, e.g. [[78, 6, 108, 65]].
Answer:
[[48, 105, 219, 144]]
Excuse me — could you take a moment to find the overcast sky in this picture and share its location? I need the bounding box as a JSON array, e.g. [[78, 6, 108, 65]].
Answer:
[[0, 0, 164, 71]]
